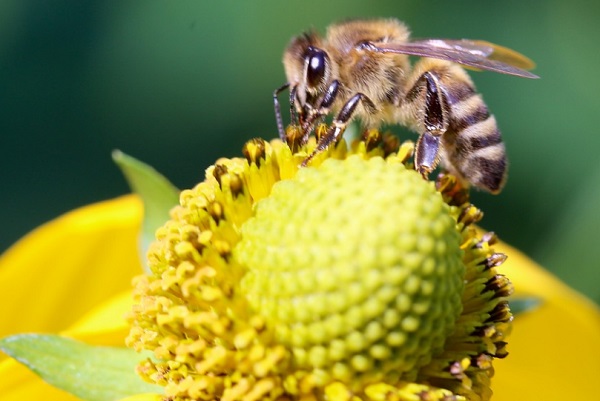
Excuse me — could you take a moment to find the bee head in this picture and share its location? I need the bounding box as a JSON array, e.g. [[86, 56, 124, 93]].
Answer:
[[283, 32, 332, 108]]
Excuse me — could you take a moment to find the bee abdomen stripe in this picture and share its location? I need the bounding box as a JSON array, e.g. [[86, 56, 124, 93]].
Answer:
[[468, 125, 502, 151], [456, 117, 502, 151], [472, 142, 505, 159], [451, 102, 490, 132], [472, 155, 507, 192], [443, 83, 475, 105]]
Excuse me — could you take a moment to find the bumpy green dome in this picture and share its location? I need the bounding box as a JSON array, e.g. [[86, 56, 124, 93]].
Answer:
[[237, 156, 464, 386]]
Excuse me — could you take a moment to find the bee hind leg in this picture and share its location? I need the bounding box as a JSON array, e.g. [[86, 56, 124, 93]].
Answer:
[[412, 71, 449, 177], [415, 132, 441, 178], [301, 92, 376, 167]]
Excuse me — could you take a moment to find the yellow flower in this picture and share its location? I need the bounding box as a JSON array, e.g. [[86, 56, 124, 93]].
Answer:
[[128, 135, 509, 401], [0, 133, 598, 401]]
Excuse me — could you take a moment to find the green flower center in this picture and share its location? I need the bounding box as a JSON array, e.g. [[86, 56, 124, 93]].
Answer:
[[236, 156, 464, 386]]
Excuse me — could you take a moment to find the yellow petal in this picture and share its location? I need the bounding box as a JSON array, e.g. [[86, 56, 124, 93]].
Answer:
[[0, 355, 161, 401], [0, 290, 142, 399], [0, 357, 80, 401], [493, 241, 600, 400], [0, 195, 143, 337], [62, 289, 133, 346]]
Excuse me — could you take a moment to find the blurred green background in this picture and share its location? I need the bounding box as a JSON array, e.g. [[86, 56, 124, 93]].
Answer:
[[1, 1, 599, 304]]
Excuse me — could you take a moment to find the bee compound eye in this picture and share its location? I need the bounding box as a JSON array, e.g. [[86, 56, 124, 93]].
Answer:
[[306, 47, 327, 88]]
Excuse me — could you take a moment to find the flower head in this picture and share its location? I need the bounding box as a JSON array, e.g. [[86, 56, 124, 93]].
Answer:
[[127, 129, 513, 401]]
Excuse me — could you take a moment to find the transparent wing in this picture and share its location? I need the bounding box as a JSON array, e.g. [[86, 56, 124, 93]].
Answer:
[[367, 38, 539, 78]]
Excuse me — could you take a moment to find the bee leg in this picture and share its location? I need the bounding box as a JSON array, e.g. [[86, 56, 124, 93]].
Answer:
[[273, 83, 291, 140], [302, 92, 376, 167], [300, 80, 341, 144], [289, 85, 298, 126], [413, 71, 449, 177], [415, 132, 441, 178]]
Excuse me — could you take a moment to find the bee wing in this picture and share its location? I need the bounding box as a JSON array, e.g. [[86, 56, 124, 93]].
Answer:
[[367, 38, 539, 79]]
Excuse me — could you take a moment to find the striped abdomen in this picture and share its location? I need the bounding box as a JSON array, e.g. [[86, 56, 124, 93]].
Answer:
[[441, 80, 507, 194]]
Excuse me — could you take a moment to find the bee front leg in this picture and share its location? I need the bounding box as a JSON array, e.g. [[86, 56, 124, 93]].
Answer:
[[273, 83, 291, 141], [300, 80, 341, 144], [302, 92, 376, 167], [412, 71, 449, 178]]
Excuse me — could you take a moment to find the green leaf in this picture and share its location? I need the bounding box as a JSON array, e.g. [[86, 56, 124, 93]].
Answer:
[[0, 334, 161, 401], [112, 150, 179, 273], [510, 296, 542, 316]]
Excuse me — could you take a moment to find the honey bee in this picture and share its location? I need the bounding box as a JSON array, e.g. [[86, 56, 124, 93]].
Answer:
[[273, 19, 538, 193]]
